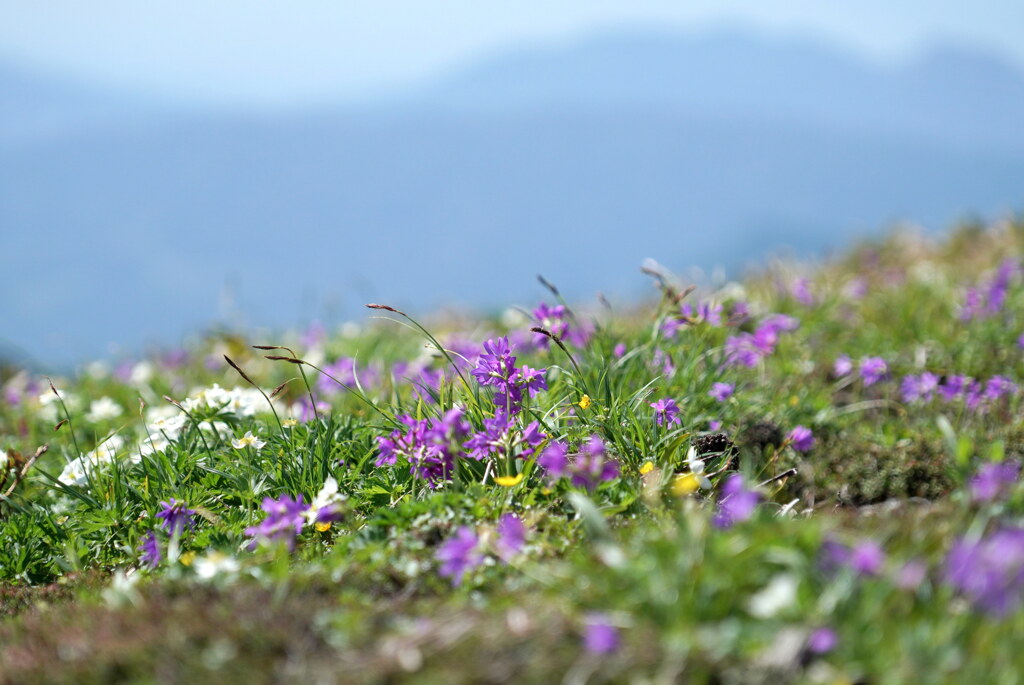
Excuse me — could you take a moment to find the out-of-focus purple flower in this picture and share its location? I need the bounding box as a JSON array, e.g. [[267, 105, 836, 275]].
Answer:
[[495, 513, 526, 562], [539, 436, 619, 491], [613, 343, 626, 358], [820, 538, 885, 577], [437, 526, 483, 586], [681, 301, 724, 326], [156, 498, 197, 536], [901, 372, 940, 403], [833, 355, 853, 377], [712, 474, 761, 528], [709, 420, 722, 431], [708, 382, 734, 402], [532, 302, 591, 348], [317, 357, 381, 396], [970, 461, 1020, 503], [651, 348, 675, 377], [858, 357, 888, 386], [843, 277, 868, 300], [301, 321, 327, 349], [139, 531, 162, 569], [1018, 333, 1024, 349], [790, 278, 815, 306], [787, 426, 815, 452], [849, 541, 886, 576], [464, 412, 545, 463], [377, 408, 473, 487], [984, 376, 1018, 402], [724, 315, 799, 368], [961, 259, 1019, 320], [582, 614, 620, 655], [245, 495, 309, 551], [946, 527, 1024, 615], [730, 300, 750, 322], [806, 627, 838, 654], [650, 397, 681, 426], [894, 559, 928, 590]]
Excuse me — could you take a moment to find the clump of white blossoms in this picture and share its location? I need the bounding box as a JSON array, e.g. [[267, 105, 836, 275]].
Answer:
[[58, 434, 132, 486], [192, 550, 241, 581], [37, 387, 79, 423], [231, 431, 266, 450], [85, 396, 124, 423], [181, 384, 266, 418]]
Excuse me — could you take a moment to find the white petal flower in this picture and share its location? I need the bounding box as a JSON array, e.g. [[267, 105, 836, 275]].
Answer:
[[747, 574, 799, 618], [86, 396, 124, 423], [305, 476, 346, 525], [193, 551, 241, 581], [685, 445, 713, 489], [231, 431, 266, 450]]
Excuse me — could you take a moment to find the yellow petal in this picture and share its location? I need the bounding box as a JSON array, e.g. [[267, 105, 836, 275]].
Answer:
[[179, 550, 197, 567], [494, 473, 524, 487], [671, 473, 700, 496], [578, 394, 592, 409], [315, 522, 332, 533], [639, 461, 655, 475]]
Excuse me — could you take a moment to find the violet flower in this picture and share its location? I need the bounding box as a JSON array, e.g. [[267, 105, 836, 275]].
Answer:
[[437, 526, 483, 586], [712, 474, 761, 528], [139, 530, 162, 570], [377, 408, 472, 487], [969, 461, 1020, 503], [946, 528, 1024, 615], [650, 397, 681, 426], [708, 382, 734, 402], [495, 513, 527, 562], [787, 426, 815, 452], [858, 357, 888, 386], [245, 495, 309, 551], [582, 613, 620, 655], [156, 498, 197, 536], [806, 627, 838, 654]]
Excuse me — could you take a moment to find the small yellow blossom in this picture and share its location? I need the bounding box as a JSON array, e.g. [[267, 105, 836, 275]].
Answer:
[[495, 473, 525, 487], [639, 461, 655, 475], [282, 418, 298, 428], [789, 395, 799, 407], [315, 522, 332, 533], [671, 473, 700, 496], [578, 394, 592, 409], [179, 550, 197, 566]]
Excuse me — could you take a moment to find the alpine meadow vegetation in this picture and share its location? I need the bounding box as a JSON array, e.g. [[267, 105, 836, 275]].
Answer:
[[3, 219, 1024, 683]]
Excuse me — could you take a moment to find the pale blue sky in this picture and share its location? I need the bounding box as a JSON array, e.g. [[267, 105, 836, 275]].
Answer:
[[3, 1, 1023, 104]]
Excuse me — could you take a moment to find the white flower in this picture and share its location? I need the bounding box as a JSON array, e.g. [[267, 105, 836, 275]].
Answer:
[[747, 574, 799, 618], [193, 551, 241, 581], [225, 387, 265, 417], [86, 396, 124, 423], [38, 387, 78, 423], [58, 435, 126, 486], [305, 476, 346, 525], [147, 412, 187, 441], [685, 446, 712, 490], [231, 431, 266, 450], [200, 420, 233, 439], [182, 383, 232, 413], [129, 361, 155, 385]]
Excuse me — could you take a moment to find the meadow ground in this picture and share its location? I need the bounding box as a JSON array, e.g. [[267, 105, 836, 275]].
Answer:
[[3, 219, 1024, 683]]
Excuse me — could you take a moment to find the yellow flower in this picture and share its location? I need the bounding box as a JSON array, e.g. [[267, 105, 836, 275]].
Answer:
[[578, 394, 592, 409], [179, 550, 197, 567], [494, 473, 524, 487], [282, 418, 298, 428], [671, 473, 700, 496], [639, 461, 655, 475], [315, 521, 332, 533]]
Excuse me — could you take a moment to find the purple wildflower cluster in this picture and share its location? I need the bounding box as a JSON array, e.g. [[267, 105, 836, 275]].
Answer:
[[820, 538, 886, 577], [662, 301, 724, 337], [790, 277, 815, 306], [532, 302, 591, 348], [582, 613, 620, 655], [833, 355, 887, 385], [960, 258, 1018, 321], [901, 373, 1018, 410], [471, 337, 547, 414], [969, 461, 1020, 503], [723, 314, 800, 368], [464, 412, 546, 462], [377, 408, 473, 487], [139, 531, 162, 569], [946, 528, 1024, 615], [245, 495, 308, 551], [436, 514, 529, 586], [708, 382, 734, 402], [316, 357, 381, 395], [787, 425, 815, 452], [538, 435, 620, 491], [712, 474, 762, 528]]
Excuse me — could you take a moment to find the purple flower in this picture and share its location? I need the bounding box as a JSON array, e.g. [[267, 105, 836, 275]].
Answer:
[[245, 495, 309, 551], [946, 528, 1024, 615], [790, 278, 815, 306], [833, 355, 853, 377], [894, 560, 928, 590], [849, 541, 886, 576], [650, 397, 681, 426], [1018, 333, 1024, 349], [820, 538, 885, 577], [156, 498, 197, 536], [787, 426, 815, 452], [806, 627, 838, 655], [139, 530, 162, 569], [495, 514, 526, 562], [708, 382, 734, 402], [651, 348, 675, 377], [723, 314, 799, 367], [613, 343, 627, 358], [377, 408, 473, 487], [464, 412, 545, 463], [712, 474, 761, 528], [970, 461, 1020, 503], [901, 372, 939, 403], [681, 301, 724, 326], [437, 526, 483, 586], [858, 357, 888, 386], [532, 302, 591, 347], [582, 614, 620, 655], [316, 357, 380, 395], [471, 337, 548, 413], [539, 436, 619, 491]]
